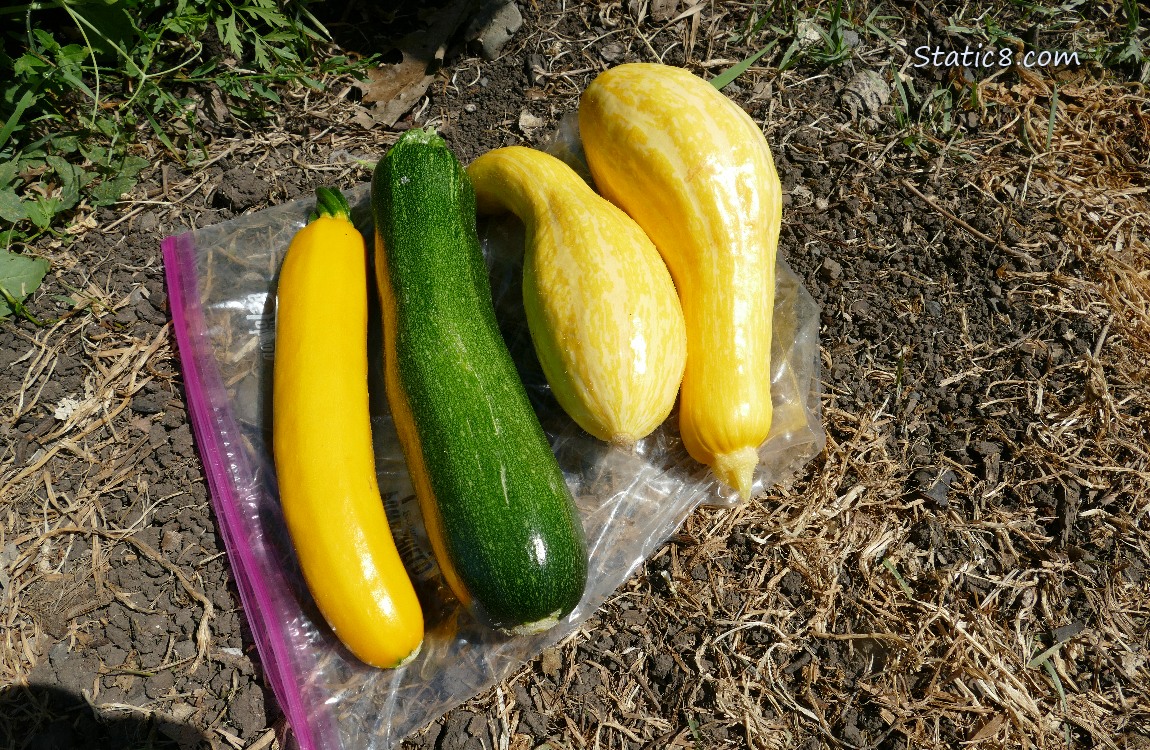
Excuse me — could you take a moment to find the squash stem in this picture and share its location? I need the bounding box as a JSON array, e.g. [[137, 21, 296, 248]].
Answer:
[[310, 186, 352, 222]]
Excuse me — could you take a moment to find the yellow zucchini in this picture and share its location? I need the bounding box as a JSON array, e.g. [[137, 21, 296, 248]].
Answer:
[[467, 146, 687, 445], [273, 188, 424, 667], [579, 63, 783, 499]]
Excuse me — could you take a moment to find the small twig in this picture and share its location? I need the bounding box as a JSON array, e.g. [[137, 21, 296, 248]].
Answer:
[[0, 396, 133, 496], [101, 176, 211, 233], [246, 729, 278, 750], [1091, 314, 1113, 359], [812, 630, 911, 648], [901, 178, 1041, 268], [104, 666, 156, 678]]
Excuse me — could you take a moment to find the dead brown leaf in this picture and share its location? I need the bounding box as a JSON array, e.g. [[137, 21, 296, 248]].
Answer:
[[355, 3, 476, 127]]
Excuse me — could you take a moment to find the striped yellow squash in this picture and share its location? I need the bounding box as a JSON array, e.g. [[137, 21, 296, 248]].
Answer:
[[467, 146, 687, 445], [579, 63, 783, 499]]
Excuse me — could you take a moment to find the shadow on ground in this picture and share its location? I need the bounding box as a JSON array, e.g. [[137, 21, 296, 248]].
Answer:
[[0, 683, 209, 750]]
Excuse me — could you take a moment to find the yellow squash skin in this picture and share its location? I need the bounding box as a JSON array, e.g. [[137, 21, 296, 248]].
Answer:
[[273, 188, 424, 668], [467, 146, 686, 445], [579, 63, 782, 499]]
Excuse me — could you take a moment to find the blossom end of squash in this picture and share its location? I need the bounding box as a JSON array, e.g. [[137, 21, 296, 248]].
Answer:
[[391, 639, 423, 669], [713, 446, 759, 501]]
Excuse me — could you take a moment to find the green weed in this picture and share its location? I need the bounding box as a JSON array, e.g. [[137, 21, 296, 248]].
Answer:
[[734, 1, 900, 75], [1111, 0, 1149, 81], [0, 248, 49, 321], [0, 0, 363, 254]]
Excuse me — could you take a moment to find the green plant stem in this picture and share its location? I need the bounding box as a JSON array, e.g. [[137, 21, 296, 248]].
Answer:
[[881, 558, 914, 598], [0, 284, 49, 326], [57, 2, 102, 124]]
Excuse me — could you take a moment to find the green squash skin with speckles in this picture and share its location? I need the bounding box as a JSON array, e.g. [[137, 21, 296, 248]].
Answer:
[[371, 129, 588, 632]]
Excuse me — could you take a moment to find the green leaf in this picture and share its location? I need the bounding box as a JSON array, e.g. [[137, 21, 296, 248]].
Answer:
[[45, 154, 73, 181], [118, 155, 150, 179], [57, 70, 96, 102], [0, 162, 20, 189], [0, 189, 28, 223], [0, 89, 36, 154], [711, 43, 775, 90], [93, 116, 118, 138], [219, 78, 252, 100], [241, 5, 289, 26], [13, 53, 48, 77], [252, 41, 272, 71], [50, 134, 81, 153], [32, 30, 60, 54], [251, 82, 281, 102], [0, 250, 49, 318], [145, 112, 177, 155], [24, 197, 61, 229], [189, 60, 218, 78], [45, 154, 84, 210], [80, 143, 110, 166], [90, 175, 135, 206], [1046, 84, 1059, 152], [218, 15, 243, 58], [57, 44, 90, 67], [777, 37, 804, 71]]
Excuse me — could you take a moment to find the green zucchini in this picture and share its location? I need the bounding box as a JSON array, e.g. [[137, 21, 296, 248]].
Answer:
[[371, 128, 588, 634]]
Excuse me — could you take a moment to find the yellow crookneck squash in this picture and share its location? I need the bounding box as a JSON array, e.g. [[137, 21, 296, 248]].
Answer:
[[467, 145, 687, 446], [273, 187, 424, 668], [579, 63, 783, 500]]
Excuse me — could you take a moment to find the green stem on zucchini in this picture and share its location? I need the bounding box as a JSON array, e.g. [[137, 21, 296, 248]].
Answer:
[[310, 187, 352, 222], [399, 126, 438, 146]]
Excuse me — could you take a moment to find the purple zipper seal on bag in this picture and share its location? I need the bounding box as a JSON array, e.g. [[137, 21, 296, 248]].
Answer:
[[162, 232, 327, 750]]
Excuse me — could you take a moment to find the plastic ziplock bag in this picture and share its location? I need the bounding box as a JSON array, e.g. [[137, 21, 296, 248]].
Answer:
[[162, 149, 824, 750]]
